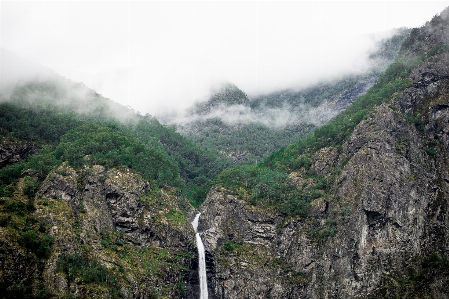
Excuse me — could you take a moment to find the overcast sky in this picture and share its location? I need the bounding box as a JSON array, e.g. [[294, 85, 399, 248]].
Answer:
[[1, 1, 448, 115]]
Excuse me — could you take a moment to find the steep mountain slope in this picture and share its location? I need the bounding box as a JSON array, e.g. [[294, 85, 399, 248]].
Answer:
[[164, 29, 409, 164], [1, 157, 203, 298], [1, 7, 449, 299], [0, 57, 232, 205], [198, 8, 449, 298], [0, 55, 232, 297]]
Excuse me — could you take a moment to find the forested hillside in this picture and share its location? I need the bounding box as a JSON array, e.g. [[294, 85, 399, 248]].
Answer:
[[1, 6, 449, 298], [200, 8, 449, 298], [0, 64, 233, 207], [163, 28, 410, 164], [211, 12, 448, 218], [0, 65, 230, 297]]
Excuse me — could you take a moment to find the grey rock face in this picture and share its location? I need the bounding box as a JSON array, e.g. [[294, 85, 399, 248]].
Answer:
[[200, 188, 308, 299], [200, 80, 449, 298], [35, 164, 197, 298], [0, 139, 39, 168], [38, 163, 78, 202], [199, 9, 449, 298]]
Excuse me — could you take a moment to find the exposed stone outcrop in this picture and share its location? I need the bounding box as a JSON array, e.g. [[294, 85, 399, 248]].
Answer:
[[34, 163, 198, 298], [199, 8, 449, 298], [200, 76, 449, 298], [0, 138, 39, 168], [2, 7, 449, 299], [200, 188, 308, 298], [37, 162, 78, 202]]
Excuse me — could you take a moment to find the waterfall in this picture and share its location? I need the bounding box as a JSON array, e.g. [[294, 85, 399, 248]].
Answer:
[[192, 213, 208, 299]]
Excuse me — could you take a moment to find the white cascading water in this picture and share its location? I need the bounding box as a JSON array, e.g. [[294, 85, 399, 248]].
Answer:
[[191, 213, 208, 299]]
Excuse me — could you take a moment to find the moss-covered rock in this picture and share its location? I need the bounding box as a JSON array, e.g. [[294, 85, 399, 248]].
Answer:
[[1, 162, 198, 298]]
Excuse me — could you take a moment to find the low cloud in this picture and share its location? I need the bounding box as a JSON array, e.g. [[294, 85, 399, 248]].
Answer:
[[164, 100, 343, 132], [2, 2, 448, 119], [0, 48, 139, 124]]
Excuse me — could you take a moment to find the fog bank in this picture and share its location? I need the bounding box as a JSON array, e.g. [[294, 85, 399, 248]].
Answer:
[[2, 1, 448, 116]]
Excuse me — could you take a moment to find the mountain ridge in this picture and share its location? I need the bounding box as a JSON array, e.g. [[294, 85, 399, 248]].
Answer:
[[0, 7, 448, 299], [162, 28, 410, 164], [199, 7, 449, 298]]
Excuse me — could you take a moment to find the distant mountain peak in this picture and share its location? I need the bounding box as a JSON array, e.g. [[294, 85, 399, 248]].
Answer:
[[192, 82, 250, 115]]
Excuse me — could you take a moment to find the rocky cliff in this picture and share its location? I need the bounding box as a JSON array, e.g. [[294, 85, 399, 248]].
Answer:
[[0, 138, 39, 168], [198, 8, 449, 299], [0, 158, 201, 298], [2, 7, 449, 299]]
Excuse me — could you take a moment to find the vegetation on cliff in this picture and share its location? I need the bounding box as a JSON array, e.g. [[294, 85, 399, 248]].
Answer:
[[0, 81, 231, 206], [214, 11, 449, 218], [202, 8, 449, 299], [0, 74, 225, 297], [1, 7, 449, 299], [166, 29, 410, 165]]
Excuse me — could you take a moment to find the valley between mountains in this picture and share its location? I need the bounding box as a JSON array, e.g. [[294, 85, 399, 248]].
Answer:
[[1, 7, 449, 299]]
